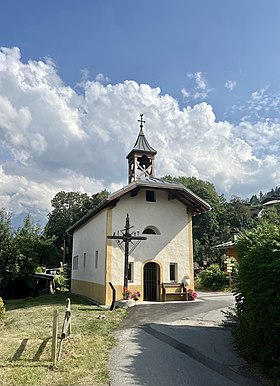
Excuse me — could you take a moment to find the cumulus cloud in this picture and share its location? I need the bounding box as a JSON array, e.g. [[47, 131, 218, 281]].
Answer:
[[0, 47, 279, 224], [225, 80, 236, 91]]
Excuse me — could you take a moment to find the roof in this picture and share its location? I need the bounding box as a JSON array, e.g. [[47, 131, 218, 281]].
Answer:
[[34, 272, 56, 280], [261, 195, 280, 204], [67, 177, 211, 234], [263, 199, 280, 206], [126, 128, 157, 159], [212, 241, 235, 249]]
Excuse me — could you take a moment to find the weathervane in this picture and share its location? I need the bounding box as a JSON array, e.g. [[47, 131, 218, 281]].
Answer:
[[107, 214, 147, 297], [138, 113, 145, 129]]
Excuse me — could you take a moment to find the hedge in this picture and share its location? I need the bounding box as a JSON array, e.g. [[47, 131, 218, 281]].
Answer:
[[199, 264, 227, 291], [235, 222, 280, 380]]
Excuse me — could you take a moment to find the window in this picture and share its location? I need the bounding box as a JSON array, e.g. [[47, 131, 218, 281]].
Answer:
[[143, 228, 156, 234], [142, 225, 160, 235], [83, 253, 86, 268], [95, 250, 98, 269], [73, 255, 78, 270], [128, 262, 134, 282], [170, 263, 177, 282], [146, 190, 156, 202]]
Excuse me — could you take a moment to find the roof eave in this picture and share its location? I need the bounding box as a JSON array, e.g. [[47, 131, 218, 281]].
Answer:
[[126, 148, 157, 159], [68, 179, 211, 233]]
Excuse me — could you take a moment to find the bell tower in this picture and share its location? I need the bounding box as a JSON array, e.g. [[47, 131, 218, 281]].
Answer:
[[126, 114, 157, 184]]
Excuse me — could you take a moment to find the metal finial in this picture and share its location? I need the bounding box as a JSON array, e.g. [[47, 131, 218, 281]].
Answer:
[[138, 114, 145, 130]]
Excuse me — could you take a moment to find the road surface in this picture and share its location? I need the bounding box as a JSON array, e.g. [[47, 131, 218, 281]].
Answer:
[[109, 292, 263, 386]]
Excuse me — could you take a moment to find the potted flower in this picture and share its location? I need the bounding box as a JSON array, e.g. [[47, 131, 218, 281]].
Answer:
[[132, 290, 141, 301], [123, 288, 132, 300], [188, 289, 198, 301]]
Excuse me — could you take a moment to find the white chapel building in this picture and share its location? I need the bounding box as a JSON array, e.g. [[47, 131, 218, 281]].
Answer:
[[69, 115, 210, 305]]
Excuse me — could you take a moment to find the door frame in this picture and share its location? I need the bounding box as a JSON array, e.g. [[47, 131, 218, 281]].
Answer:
[[143, 261, 161, 301]]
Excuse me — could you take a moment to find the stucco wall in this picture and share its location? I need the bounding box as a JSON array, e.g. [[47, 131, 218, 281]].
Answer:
[[109, 189, 192, 287], [71, 279, 106, 304], [71, 187, 195, 304], [71, 209, 107, 285]]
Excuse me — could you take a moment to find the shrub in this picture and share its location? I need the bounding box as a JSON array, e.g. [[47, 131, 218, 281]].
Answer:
[[199, 264, 227, 290], [235, 222, 280, 380], [0, 297, 5, 317], [54, 265, 70, 292]]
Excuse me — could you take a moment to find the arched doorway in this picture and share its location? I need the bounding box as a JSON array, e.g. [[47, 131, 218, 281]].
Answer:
[[143, 262, 160, 301]]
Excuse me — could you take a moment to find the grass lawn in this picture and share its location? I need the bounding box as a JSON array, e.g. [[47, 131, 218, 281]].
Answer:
[[0, 293, 126, 386]]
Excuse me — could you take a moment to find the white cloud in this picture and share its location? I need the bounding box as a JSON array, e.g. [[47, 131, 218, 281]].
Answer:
[[95, 73, 110, 83], [231, 85, 280, 122], [181, 72, 212, 101], [0, 47, 279, 224], [225, 80, 236, 91]]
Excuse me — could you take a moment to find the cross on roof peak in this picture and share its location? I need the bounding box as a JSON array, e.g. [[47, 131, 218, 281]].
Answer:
[[138, 113, 145, 130]]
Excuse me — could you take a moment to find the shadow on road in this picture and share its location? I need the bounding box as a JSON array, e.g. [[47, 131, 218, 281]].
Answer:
[[111, 321, 263, 385]]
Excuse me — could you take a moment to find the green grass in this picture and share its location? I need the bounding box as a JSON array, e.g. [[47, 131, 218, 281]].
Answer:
[[0, 293, 126, 386]]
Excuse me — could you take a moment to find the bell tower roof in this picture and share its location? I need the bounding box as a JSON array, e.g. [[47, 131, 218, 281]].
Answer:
[[126, 114, 157, 159], [126, 114, 157, 184]]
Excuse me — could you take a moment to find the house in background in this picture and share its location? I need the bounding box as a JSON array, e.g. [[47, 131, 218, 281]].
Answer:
[[212, 234, 240, 263], [68, 115, 210, 305], [258, 196, 280, 217]]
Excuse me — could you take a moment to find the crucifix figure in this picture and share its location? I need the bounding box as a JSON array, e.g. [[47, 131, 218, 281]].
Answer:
[[107, 213, 147, 297]]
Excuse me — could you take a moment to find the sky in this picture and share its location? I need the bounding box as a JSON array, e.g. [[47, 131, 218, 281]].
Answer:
[[0, 0, 280, 225]]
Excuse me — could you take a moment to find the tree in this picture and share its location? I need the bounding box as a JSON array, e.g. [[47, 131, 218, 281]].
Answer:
[[235, 218, 280, 380], [257, 186, 280, 203], [249, 194, 260, 205], [226, 197, 253, 231], [45, 190, 110, 262], [0, 210, 18, 289], [0, 211, 58, 297], [15, 214, 59, 269]]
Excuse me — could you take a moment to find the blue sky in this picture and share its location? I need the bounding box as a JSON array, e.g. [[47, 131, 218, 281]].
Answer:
[[4, 1, 280, 120], [0, 1, 280, 224]]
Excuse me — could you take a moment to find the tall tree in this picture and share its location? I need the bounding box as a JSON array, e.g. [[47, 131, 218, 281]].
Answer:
[[0, 210, 18, 289], [15, 214, 59, 269], [226, 197, 253, 231], [249, 194, 260, 205], [45, 190, 109, 262]]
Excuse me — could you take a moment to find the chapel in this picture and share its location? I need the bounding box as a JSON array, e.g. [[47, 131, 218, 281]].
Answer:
[[69, 115, 210, 304]]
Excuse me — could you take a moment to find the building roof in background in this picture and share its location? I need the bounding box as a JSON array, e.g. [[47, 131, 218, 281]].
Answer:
[[263, 199, 280, 206]]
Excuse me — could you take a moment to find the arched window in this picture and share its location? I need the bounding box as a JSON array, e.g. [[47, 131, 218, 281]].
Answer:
[[143, 228, 156, 234], [142, 226, 160, 235]]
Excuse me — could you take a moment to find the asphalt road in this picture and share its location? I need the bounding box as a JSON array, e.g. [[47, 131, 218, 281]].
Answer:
[[109, 293, 264, 386]]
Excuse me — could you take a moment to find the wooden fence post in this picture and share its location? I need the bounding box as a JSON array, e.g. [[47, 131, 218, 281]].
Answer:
[[57, 298, 71, 361], [51, 309, 59, 367], [109, 282, 116, 311]]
